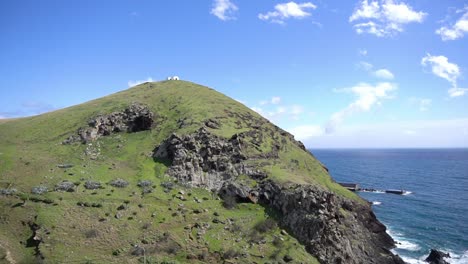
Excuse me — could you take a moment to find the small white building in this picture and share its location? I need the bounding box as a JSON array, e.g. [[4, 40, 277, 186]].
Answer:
[[167, 76, 180, 81]]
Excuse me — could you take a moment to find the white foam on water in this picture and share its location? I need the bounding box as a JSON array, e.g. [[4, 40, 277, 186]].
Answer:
[[372, 201, 382, 205], [400, 255, 425, 264], [396, 240, 421, 251], [445, 250, 468, 264], [394, 248, 468, 264], [402, 191, 412, 195]]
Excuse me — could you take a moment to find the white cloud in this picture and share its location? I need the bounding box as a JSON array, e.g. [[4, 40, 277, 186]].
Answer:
[[287, 125, 324, 141], [271, 96, 281, 104], [357, 61, 374, 71], [251, 100, 305, 121], [374, 69, 394, 79], [211, 0, 238, 21], [350, 0, 427, 37], [128, 77, 153, 87], [409, 97, 432, 111], [436, 7, 468, 41], [357, 61, 395, 79], [415, 98, 432, 111], [448, 87, 468, 97], [421, 54, 460, 87], [301, 118, 468, 148], [359, 49, 368, 56], [326, 82, 397, 133], [259, 2, 317, 24]]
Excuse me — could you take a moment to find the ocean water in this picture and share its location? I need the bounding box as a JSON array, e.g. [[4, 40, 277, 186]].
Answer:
[[312, 149, 468, 263]]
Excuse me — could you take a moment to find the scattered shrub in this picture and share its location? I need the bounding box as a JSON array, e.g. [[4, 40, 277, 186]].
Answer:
[[137, 180, 153, 187], [272, 236, 284, 248], [55, 181, 75, 192], [109, 178, 129, 188], [84, 180, 101, 190], [131, 246, 145, 256], [141, 186, 153, 194], [223, 249, 241, 260], [84, 229, 99, 238], [254, 218, 277, 233], [31, 186, 48, 195], [161, 182, 174, 190], [222, 194, 237, 209]]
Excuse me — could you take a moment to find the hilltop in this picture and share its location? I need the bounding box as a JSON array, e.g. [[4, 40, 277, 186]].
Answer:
[[0, 81, 403, 263]]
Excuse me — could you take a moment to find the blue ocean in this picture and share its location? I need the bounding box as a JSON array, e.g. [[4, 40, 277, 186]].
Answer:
[[313, 149, 468, 264]]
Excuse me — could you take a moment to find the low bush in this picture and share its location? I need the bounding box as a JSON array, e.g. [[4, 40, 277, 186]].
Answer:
[[222, 194, 237, 209], [137, 180, 152, 187], [109, 178, 129, 188], [254, 218, 277, 233], [55, 181, 75, 192], [84, 181, 101, 190]]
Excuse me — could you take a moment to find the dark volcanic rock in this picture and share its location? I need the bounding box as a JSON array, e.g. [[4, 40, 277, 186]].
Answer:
[[258, 180, 403, 264], [153, 127, 403, 264], [153, 128, 253, 190], [425, 249, 450, 264], [63, 103, 154, 144]]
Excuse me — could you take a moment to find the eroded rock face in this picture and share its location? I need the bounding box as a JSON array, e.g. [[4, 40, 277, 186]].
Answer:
[[153, 128, 404, 264], [63, 103, 154, 144], [153, 128, 264, 190], [259, 181, 403, 264]]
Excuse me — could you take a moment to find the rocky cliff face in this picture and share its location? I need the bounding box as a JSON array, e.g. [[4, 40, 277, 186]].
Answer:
[[153, 127, 404, 264], [63, 103, 154, 144], [153, 127, 266, 191]]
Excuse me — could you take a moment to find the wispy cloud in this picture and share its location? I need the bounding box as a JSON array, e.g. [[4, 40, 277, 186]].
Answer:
[[359, 49, 368, 56], [128, 77, 153, 87], [259, 2, 317, 24], [211, 0, 238, 21], [436, 6, 468, 41], [287, 125, 324, 141], [409, 97, 432, 112], [294, 118, 468, 148], [250, 97, 305, 121], [421, 54, 467, 97], [357, 61, 395, 80], [326, 82, 397, 133], [350, 0, 427, 37], [374, 69, 394, 79]]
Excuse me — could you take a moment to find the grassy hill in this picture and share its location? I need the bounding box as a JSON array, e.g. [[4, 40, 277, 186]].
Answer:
[[0, 81, 360, 263]]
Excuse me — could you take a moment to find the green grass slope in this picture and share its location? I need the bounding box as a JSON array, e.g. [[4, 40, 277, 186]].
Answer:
[[0, 81, 358, 263]]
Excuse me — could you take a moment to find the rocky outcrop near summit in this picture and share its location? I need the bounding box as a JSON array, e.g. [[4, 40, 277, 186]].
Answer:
[[63, 103, 154, 144], [153, 127, 404, 264]]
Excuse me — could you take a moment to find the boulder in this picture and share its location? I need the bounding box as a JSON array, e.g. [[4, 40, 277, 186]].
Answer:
[[425, 249, 450, 264]]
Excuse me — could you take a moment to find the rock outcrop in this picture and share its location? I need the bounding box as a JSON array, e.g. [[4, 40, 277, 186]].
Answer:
[[425, 249, 451, 264], [63, 103, 154, 144], [153, 128, 265, 190], [153, 127, 404, 264]]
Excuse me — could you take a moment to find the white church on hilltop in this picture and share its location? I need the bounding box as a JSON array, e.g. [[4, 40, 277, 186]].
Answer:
[[167, 76, 180, 81]]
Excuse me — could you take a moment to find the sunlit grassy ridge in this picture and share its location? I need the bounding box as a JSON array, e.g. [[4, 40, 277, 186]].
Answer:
[[0, 81, 357, 263]]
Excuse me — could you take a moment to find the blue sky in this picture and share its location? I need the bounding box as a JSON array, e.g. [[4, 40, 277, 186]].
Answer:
[[1, 0, 467, 148]]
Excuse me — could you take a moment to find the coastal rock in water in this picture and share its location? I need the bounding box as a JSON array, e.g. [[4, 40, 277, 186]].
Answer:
[[425, 249, 450, 264], [63, 103, 154, 144]]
